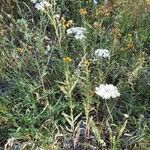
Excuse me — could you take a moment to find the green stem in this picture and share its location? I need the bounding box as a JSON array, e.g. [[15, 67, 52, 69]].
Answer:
[[105, 99, 114, 123]]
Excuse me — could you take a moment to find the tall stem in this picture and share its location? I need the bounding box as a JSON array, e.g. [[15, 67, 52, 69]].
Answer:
[[105, 99, 114, 123]]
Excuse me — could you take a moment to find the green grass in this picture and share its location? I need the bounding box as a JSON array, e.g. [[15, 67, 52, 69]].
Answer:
[[0, 0, 150, 149]]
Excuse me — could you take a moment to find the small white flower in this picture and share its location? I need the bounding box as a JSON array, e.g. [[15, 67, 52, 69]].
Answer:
[[66, 27, 86, 40], [95, 49, 110, 58], [41, 1, 51, 7], [35, 1, 51, 11], [35, 3, 45, 11], [31, 0, 37, 3], [55, 14, 60, 19], [123, 114, 129, 118], [95, 84, 120, 99], [74, 68, 81, 76]]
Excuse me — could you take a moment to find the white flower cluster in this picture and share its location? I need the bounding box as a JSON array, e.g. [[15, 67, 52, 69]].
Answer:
[[66, 27, 86, 40], [31, 0, 37, 3], [93, 0, 98, 4], [95, 49, 110, 58], [95, 84, 120, 99], [32, 1, 51, 11]]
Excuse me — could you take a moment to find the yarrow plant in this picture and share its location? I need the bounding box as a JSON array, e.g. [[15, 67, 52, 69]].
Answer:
[[95, 49, 110, 58], [95, 84, 120, 99], [31, 0, 37, 3], [34, 0, 51, 11], [66, 27, 86, 39]]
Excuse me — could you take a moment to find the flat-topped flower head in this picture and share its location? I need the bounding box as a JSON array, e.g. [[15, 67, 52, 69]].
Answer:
[[95, 49, 110, 58], [35, 1, 51, 11], [79, 8, 88, 16], [95, 84, 120, 99], [66, 27, 86, 40], [31, 0, 37, 3]]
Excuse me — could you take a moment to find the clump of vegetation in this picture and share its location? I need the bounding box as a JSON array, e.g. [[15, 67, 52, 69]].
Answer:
[[0, 0, 150, 149]]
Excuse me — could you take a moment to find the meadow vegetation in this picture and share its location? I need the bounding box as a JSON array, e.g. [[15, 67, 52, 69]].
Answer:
[[0, 0, 150, 149]]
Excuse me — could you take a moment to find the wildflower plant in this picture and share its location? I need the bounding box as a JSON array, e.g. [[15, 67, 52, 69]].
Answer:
[[34, 1, 51, 11], [95, 84, 120, 99], [95, 49, 110, 59], [66, 27, 86, 40]]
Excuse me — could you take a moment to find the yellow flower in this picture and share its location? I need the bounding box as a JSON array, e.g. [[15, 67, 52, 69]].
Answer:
[[60, 17, 73, 29], [79, 8, 87, 16], [112, 28, 121, 37], [63, 57, 73, 63], [78, 57, 90, 68], [17, 47, 24, 53], [60, 16, 66, 29], [81, 59, 90, 67], [93, 21, 100, 29], [65, 20, 73, 28], [120, 48, 126, 52], [60, 16, 66, 23], [127, 43, 135, 49], [140, 52, 145, 64], [68, 20, 73, 24]]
